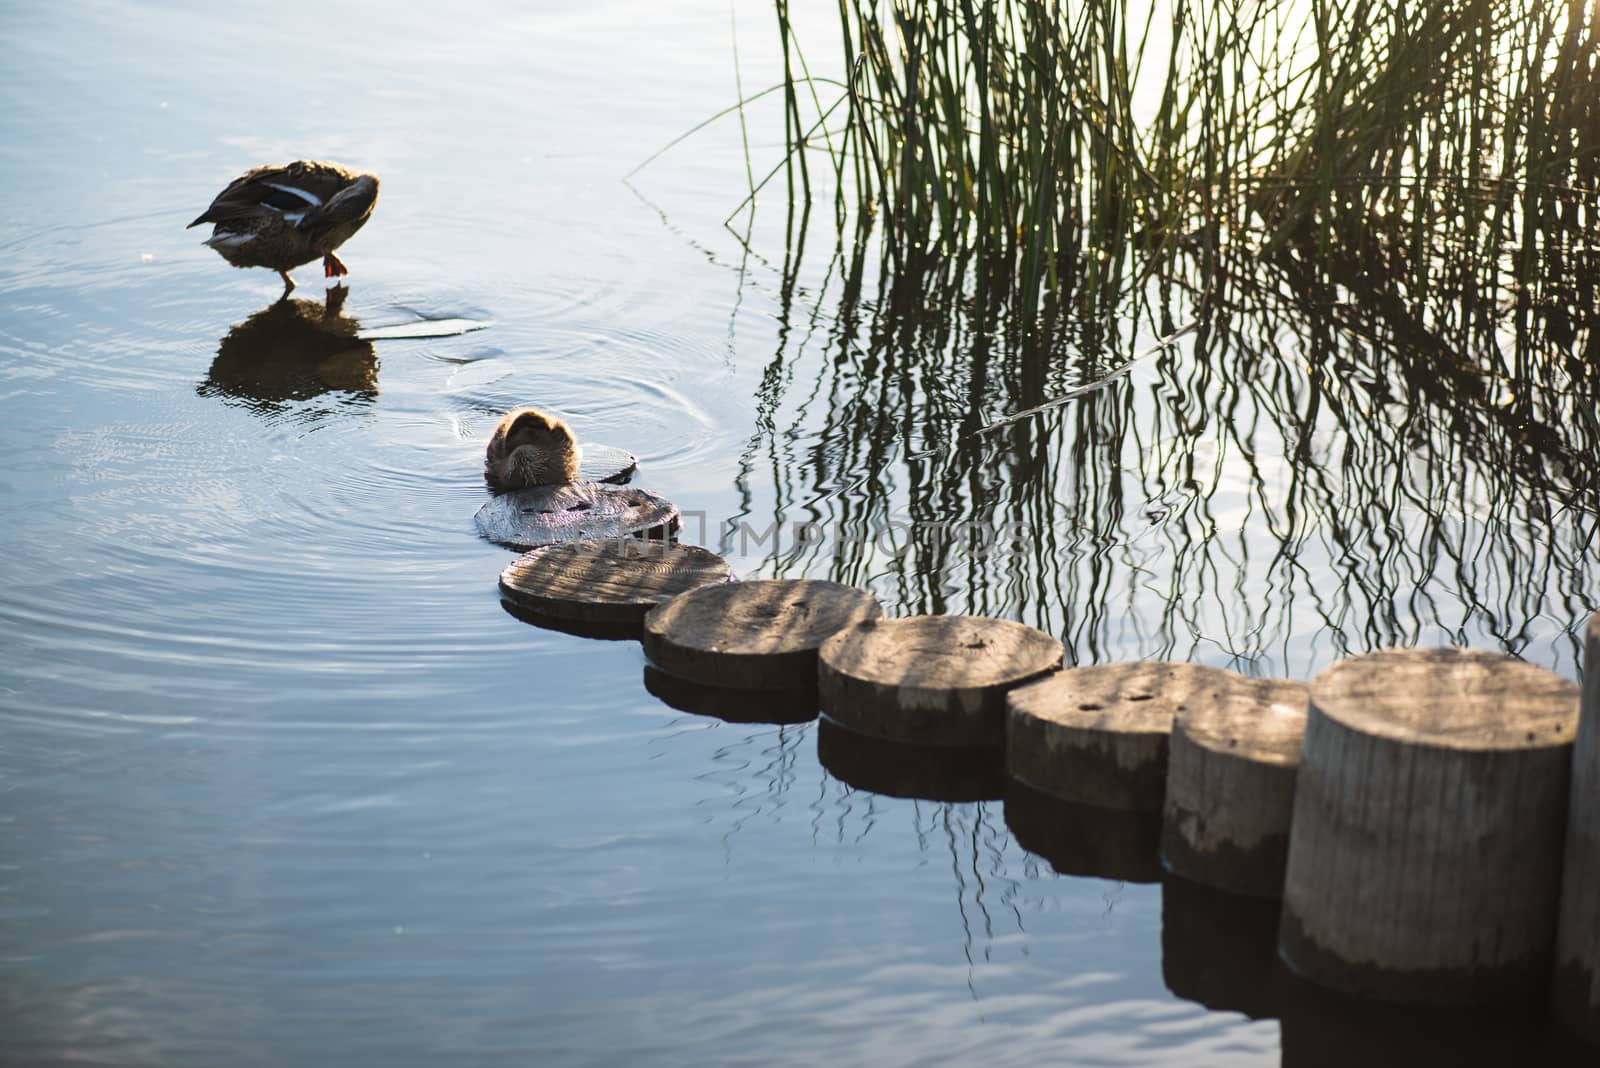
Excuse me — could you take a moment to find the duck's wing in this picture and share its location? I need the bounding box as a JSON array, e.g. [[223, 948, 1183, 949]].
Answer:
[[299, 173, 380, 240], [187, 162, 362, 230]]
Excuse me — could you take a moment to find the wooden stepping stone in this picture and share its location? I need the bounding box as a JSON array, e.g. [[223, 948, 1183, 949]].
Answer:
[[1555, 613, 1600, 1043], [499, 540, 732, 635], [643, 665, 817, 725], [819, 615, 1062, 748], [817, 718, 1005, 803], [475, 483, 677, 551], [1007, 661, 1238, 812], [1161, 676, 1309, 899], [1281, 647, 1579, 1007], [576, 444, 637, 485], [642, 579, 881, 692], [1003, 779, 1161, 883]]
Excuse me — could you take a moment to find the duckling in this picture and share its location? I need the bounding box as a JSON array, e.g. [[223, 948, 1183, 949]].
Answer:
[[189, 161, 380, 291], [484, 408, 582, 491]]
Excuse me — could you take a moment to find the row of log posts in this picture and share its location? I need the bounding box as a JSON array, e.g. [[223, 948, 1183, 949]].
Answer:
[[493, 541, 1597, 1043]]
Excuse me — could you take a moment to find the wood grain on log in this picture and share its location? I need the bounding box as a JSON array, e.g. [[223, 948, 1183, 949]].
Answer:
[[475, 483, 678, 551], [819, 615, 1063, 747], [643, 579, 881, 691], [1554, 613, 1600, 1043], [499, 539, 731, 629], [1007, 662, 1238, 811], [1161, 676, 1309, 898]]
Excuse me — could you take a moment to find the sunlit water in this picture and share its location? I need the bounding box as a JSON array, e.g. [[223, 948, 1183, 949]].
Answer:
[[0, 3, 1592, 1066]]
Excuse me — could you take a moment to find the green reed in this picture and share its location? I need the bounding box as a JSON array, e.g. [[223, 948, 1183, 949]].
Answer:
[[694, 0, 1600, 673], [771, 0, 1600, 343]]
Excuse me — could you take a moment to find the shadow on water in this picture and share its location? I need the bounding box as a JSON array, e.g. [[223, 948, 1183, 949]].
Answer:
[[198, 286, 378, 415]]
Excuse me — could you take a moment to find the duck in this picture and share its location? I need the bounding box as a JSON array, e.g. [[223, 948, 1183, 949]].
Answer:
[[484, 408, 582, 491], [188, 161, 380, 291]]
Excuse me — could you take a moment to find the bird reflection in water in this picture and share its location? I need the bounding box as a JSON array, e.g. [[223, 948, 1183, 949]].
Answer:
[[198, 286, 378, 415]]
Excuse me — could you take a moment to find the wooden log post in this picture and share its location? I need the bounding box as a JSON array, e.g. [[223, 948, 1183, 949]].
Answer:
[[642, 579, 881, 692], [1006, 662, 1240, 812], [499, 539, 733, 636], [1554, 612, 1600, 1044], [1280, 647, 1580, 1006], [476, 483, 679, 551], [818, 615, 1063, 748], [1161, 676, 1309, 898]]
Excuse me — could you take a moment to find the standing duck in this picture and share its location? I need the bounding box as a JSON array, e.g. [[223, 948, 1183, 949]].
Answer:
[[189, 161, 380, 290], [484, 408, 582, 491]]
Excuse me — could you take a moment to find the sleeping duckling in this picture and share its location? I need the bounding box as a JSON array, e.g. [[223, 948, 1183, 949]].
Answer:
[[484, 408, 582, 491], [189, 161, 380, 291]]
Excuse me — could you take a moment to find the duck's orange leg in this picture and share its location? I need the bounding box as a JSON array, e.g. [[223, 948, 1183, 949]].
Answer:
[[278, 269, 297, 292], [323, 252, 349, 278]]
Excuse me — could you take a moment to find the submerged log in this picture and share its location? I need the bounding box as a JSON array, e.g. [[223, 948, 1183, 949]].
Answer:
[[1161, 872, 1282, 1020], [819, 615, 1063, 747], [817, 718, 1005, 803], [1161, 676, 1310, 898], [1554, 613, 1600, 1044], [643, 665, 818, 725], [475, 483, 677, 551], [1280, 647, 1579, 1006], [498, 539, 732, 631], [1003, 778, 1162, 884], [642, 579, 881, 691], [1007, 662, 1238, 811], [575, 444, 638, 485]]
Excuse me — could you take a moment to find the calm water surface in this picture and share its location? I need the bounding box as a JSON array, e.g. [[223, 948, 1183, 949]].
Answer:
[[1, 3, 1592, 1066]]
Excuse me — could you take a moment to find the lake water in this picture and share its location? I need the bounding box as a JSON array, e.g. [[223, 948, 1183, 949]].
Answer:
[[2, 3, 1595, 1066]]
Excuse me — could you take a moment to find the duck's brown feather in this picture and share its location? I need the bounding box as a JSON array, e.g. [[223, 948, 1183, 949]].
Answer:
[[190, 160, 380, 275]]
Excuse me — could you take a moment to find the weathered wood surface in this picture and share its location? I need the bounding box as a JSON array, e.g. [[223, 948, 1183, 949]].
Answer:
[[1280, 647, 1579, 1006], [643, 665, 818, 725], [498, 539, 731, 629], [817, 718, 1005, 802], [1003, 779, 1162, 883], [576, 444, 638, 485], [819, 615, 1062, 748], [1007, 661, 1236, 811], [1161, 872, 1281, 1021], [1161, 676, 1309, 898], [475, 483, 677, 550], [1554, 613, 1600, 1043], [642, 579, 881, 691]]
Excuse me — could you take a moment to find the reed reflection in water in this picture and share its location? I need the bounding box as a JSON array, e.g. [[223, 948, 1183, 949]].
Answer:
[[658, 0, 1594, 678]]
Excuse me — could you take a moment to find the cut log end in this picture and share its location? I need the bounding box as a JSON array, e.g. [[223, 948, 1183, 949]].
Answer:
[[1281, 646, 1580, 1007], [1312, 647, 1577, 751], [499, 539, 732, 627], [820, 615, 1063, 748], [643, 579, 882, 691], [1007, 661, 1240, 811]]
